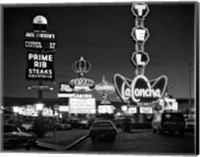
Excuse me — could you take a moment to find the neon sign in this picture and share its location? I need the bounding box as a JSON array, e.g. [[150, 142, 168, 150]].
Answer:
[[59, 83, 73, 93], [69, 77, 95, 92], [131, 27, 150, 42], [26, 52, 54, 80], [131, 2, 149, 19], [131, 51, 150, 67], [113, 74, 168, 105]]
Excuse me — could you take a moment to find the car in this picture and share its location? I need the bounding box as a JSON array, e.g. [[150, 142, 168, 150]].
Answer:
[[185, 108, 195, 132], [88, 120, 118, 142], [69, 118, 81, 128], [185, 117, 195, 132], [3, 124, 37, 150], [113, 118, 124, 128], [151, 112, 185, 135], [55, 122, 72, 130], [113, 117, 135, 129], [78, 119, 89, 129], [21, 123, 34, 131]]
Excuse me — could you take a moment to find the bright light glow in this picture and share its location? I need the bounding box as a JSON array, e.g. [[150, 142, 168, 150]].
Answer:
[[128, 107, 137, 114], [54, 111, 59, 116], [59, 106, 69, 112], [140, 107, 152, 114], [35, 103, 44, 111], [13, 106, 19, 113], [60, 84, 73, 92], [121, 105, 128, 112], [42, 107, 54, 117], [69, 98, 96, 114], [116, 112, 122, 116], [136, 29, 146, 41], [33, 15, 48, 25], [131, 2, 149, 18], [98, 105, 115, 114], [164, 98, 178, 111], [58, 93, 75, 98]]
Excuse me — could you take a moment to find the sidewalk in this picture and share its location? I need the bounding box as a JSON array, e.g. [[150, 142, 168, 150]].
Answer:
[[36, 129, 88, 150]]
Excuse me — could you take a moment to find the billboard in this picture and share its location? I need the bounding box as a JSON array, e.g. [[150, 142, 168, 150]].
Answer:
[[59, 106, 69, 112], [140, 107, 153, 114], [98, 105, 115, 114], [69, 98, 96, 114], [26, 52, 55, 81], [24, 31, 57, 51]]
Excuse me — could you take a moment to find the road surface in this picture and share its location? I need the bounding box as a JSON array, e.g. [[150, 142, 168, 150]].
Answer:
[[72, 130, 195, 155]]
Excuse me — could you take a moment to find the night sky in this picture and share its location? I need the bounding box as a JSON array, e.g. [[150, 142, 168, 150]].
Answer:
[[2, 2, 195, 101]]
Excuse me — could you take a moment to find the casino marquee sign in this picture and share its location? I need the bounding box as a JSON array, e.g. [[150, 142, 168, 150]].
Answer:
[[113, 74, 168, 106]]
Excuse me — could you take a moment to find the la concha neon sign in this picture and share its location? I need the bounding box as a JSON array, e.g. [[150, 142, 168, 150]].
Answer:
[[113, 74, 168, 105]]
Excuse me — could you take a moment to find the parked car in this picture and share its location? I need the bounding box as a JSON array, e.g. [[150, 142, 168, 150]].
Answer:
[[21, 123, 34, 131], [113, 117, 135, 129], [55, 122, 72, 130], [151, 112, 185, 135], [69, 118, 81, 128], [185, 117, 195, 132], [113, 118, 124, 128], [88, 120, 118, 142], [3, 124, 37, 150], [78, 119, 89, 129]]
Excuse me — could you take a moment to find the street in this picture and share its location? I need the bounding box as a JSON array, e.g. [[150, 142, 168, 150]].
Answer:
[[73, 130, 195, 155]]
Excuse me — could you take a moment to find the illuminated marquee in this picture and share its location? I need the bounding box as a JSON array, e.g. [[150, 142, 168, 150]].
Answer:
[[98, 105, 115, 114], [69, 98, 96, 114], [69, 77, 95, 92], [113, 74, 168, 105]]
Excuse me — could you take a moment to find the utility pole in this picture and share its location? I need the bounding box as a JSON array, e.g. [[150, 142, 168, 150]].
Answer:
[[38, 80, 43, 99]]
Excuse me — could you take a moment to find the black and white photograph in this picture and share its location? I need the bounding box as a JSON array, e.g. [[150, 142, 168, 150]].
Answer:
[[0, 1, 199, 156]]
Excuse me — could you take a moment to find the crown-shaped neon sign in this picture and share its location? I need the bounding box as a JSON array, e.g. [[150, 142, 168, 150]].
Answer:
[[72, 56, 91, 77]]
